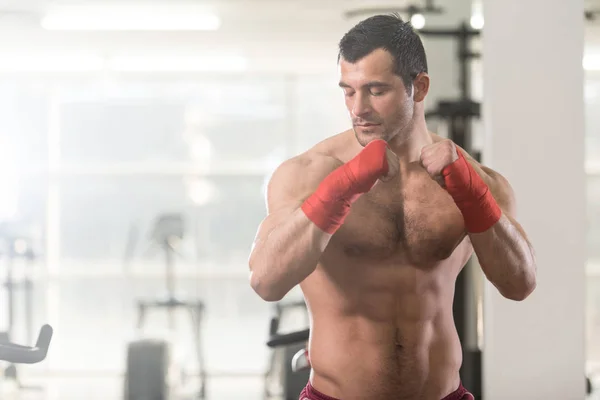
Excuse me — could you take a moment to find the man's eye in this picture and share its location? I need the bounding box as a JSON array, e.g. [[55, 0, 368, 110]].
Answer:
[[370, 90, 385, 96]]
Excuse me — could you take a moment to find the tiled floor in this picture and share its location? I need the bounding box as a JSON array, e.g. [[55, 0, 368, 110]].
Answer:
[[2, 373, 600, 400], [0, 375, 270, 400], [591, 374, 600, 400]]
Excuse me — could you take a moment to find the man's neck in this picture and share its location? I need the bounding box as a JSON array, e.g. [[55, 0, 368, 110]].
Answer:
[[388, 119, 432, 164]]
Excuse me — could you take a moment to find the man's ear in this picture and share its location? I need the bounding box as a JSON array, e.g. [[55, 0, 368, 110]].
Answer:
[[413, 72, 430, 103]]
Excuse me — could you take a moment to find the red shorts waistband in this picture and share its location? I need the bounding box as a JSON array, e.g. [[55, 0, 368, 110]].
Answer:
[[299, 381, 474, 400], [299, 382, 340, 400], [440, 382, 474, 400]]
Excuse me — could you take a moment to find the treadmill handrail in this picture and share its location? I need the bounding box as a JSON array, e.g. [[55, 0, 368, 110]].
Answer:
[[0, 324, 53, 364], [267, 328, 309, 348]]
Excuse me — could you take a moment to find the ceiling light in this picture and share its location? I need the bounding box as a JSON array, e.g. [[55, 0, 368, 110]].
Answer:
[[470, 14, 484, 30], [0, 53, 105, 72], [41, 4, 220, 31], [108, 55, 248, 72], [410, 14, 426, 30]]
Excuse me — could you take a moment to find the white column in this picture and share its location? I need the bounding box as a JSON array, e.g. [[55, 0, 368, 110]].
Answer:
[[481, 1, 586, 400]]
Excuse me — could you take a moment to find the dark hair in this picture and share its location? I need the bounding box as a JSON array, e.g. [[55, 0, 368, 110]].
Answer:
[[338, 14, 428, 91]]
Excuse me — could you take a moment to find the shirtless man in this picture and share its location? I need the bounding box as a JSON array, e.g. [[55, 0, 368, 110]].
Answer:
[[248, 14, 537, 400]]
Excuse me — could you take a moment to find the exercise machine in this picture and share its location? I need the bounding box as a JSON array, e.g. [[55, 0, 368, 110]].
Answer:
[[0, 324, 53, 398], [0, 221, 42, 393], [123, 213, 206, 400], [264, 301, 310, 400], [0, 324, 52, 364]]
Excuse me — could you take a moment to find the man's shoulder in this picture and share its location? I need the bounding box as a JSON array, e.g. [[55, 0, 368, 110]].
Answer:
[[308, 129, 353, 159], [429, 131, 512, 190], [437, 132, 516, 216], [268, 131, 350, 191], [275, 149, 341, 181], [280, 131, 351, 173]]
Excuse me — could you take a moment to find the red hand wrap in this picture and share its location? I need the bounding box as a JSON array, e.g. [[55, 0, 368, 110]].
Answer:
[[442, 150, 502, 233], [301, 140, 389, 234]]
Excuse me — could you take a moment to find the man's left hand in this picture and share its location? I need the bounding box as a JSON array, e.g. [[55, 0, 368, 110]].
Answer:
[[420, 139, 459, 185]]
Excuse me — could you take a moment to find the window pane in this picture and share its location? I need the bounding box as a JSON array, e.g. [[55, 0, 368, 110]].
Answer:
[[586, 76, 600, 164], [38, 277, 274, 374], [18, 176, 48, 223], [587, 178, 600, 364], [293, 75, 349, 153], [588, 176, 600, 264], [588, 276, 600, 363], [11, 176, 48, 256], [0, 80, 49, 168], [58, 78, 290, 167], [58, 175, 266, 271]]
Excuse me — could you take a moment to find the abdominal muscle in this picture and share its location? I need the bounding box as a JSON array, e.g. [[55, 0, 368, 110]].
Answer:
[[301, 264, 463, 400]]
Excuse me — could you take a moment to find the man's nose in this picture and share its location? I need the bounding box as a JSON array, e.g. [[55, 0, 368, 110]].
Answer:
[[351, 94, 372, 118]]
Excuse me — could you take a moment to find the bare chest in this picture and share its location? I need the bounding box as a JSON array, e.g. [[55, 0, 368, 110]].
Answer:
[[327, 175, 466, 266]]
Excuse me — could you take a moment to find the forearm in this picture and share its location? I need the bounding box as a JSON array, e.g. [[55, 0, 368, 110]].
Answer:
[[249, 140, 390, 302], [439, 144, 537, 301], [249, 208, 331, 301], [469, 214, 537, 301]]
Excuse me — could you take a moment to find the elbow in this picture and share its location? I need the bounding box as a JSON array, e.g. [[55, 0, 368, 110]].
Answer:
[[502, 282, 535, 301], [249, 269, 286, 303], [501, 268, 537, 302]]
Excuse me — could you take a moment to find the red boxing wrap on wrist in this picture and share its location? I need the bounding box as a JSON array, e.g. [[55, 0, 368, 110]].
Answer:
[[301, 140, 389, 234], [442, 149, 502, 233]]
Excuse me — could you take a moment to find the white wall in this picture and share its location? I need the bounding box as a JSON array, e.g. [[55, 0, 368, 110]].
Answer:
[[482, 1, 586, 399]]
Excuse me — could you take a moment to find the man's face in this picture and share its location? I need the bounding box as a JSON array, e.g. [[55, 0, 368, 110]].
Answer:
[[338, 48, 414, 147]]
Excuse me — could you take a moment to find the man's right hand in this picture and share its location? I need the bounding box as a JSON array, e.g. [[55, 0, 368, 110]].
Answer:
[[344, 139, 397, 193], [301, 139, 398, 234], [248, 141, 398, 300]]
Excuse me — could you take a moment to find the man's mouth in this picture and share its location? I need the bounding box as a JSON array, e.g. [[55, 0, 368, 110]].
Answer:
[[356, 123, 380, 127]]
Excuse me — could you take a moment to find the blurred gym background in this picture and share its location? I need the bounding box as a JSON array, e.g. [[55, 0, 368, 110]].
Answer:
[[0, 0, 597, 399]]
